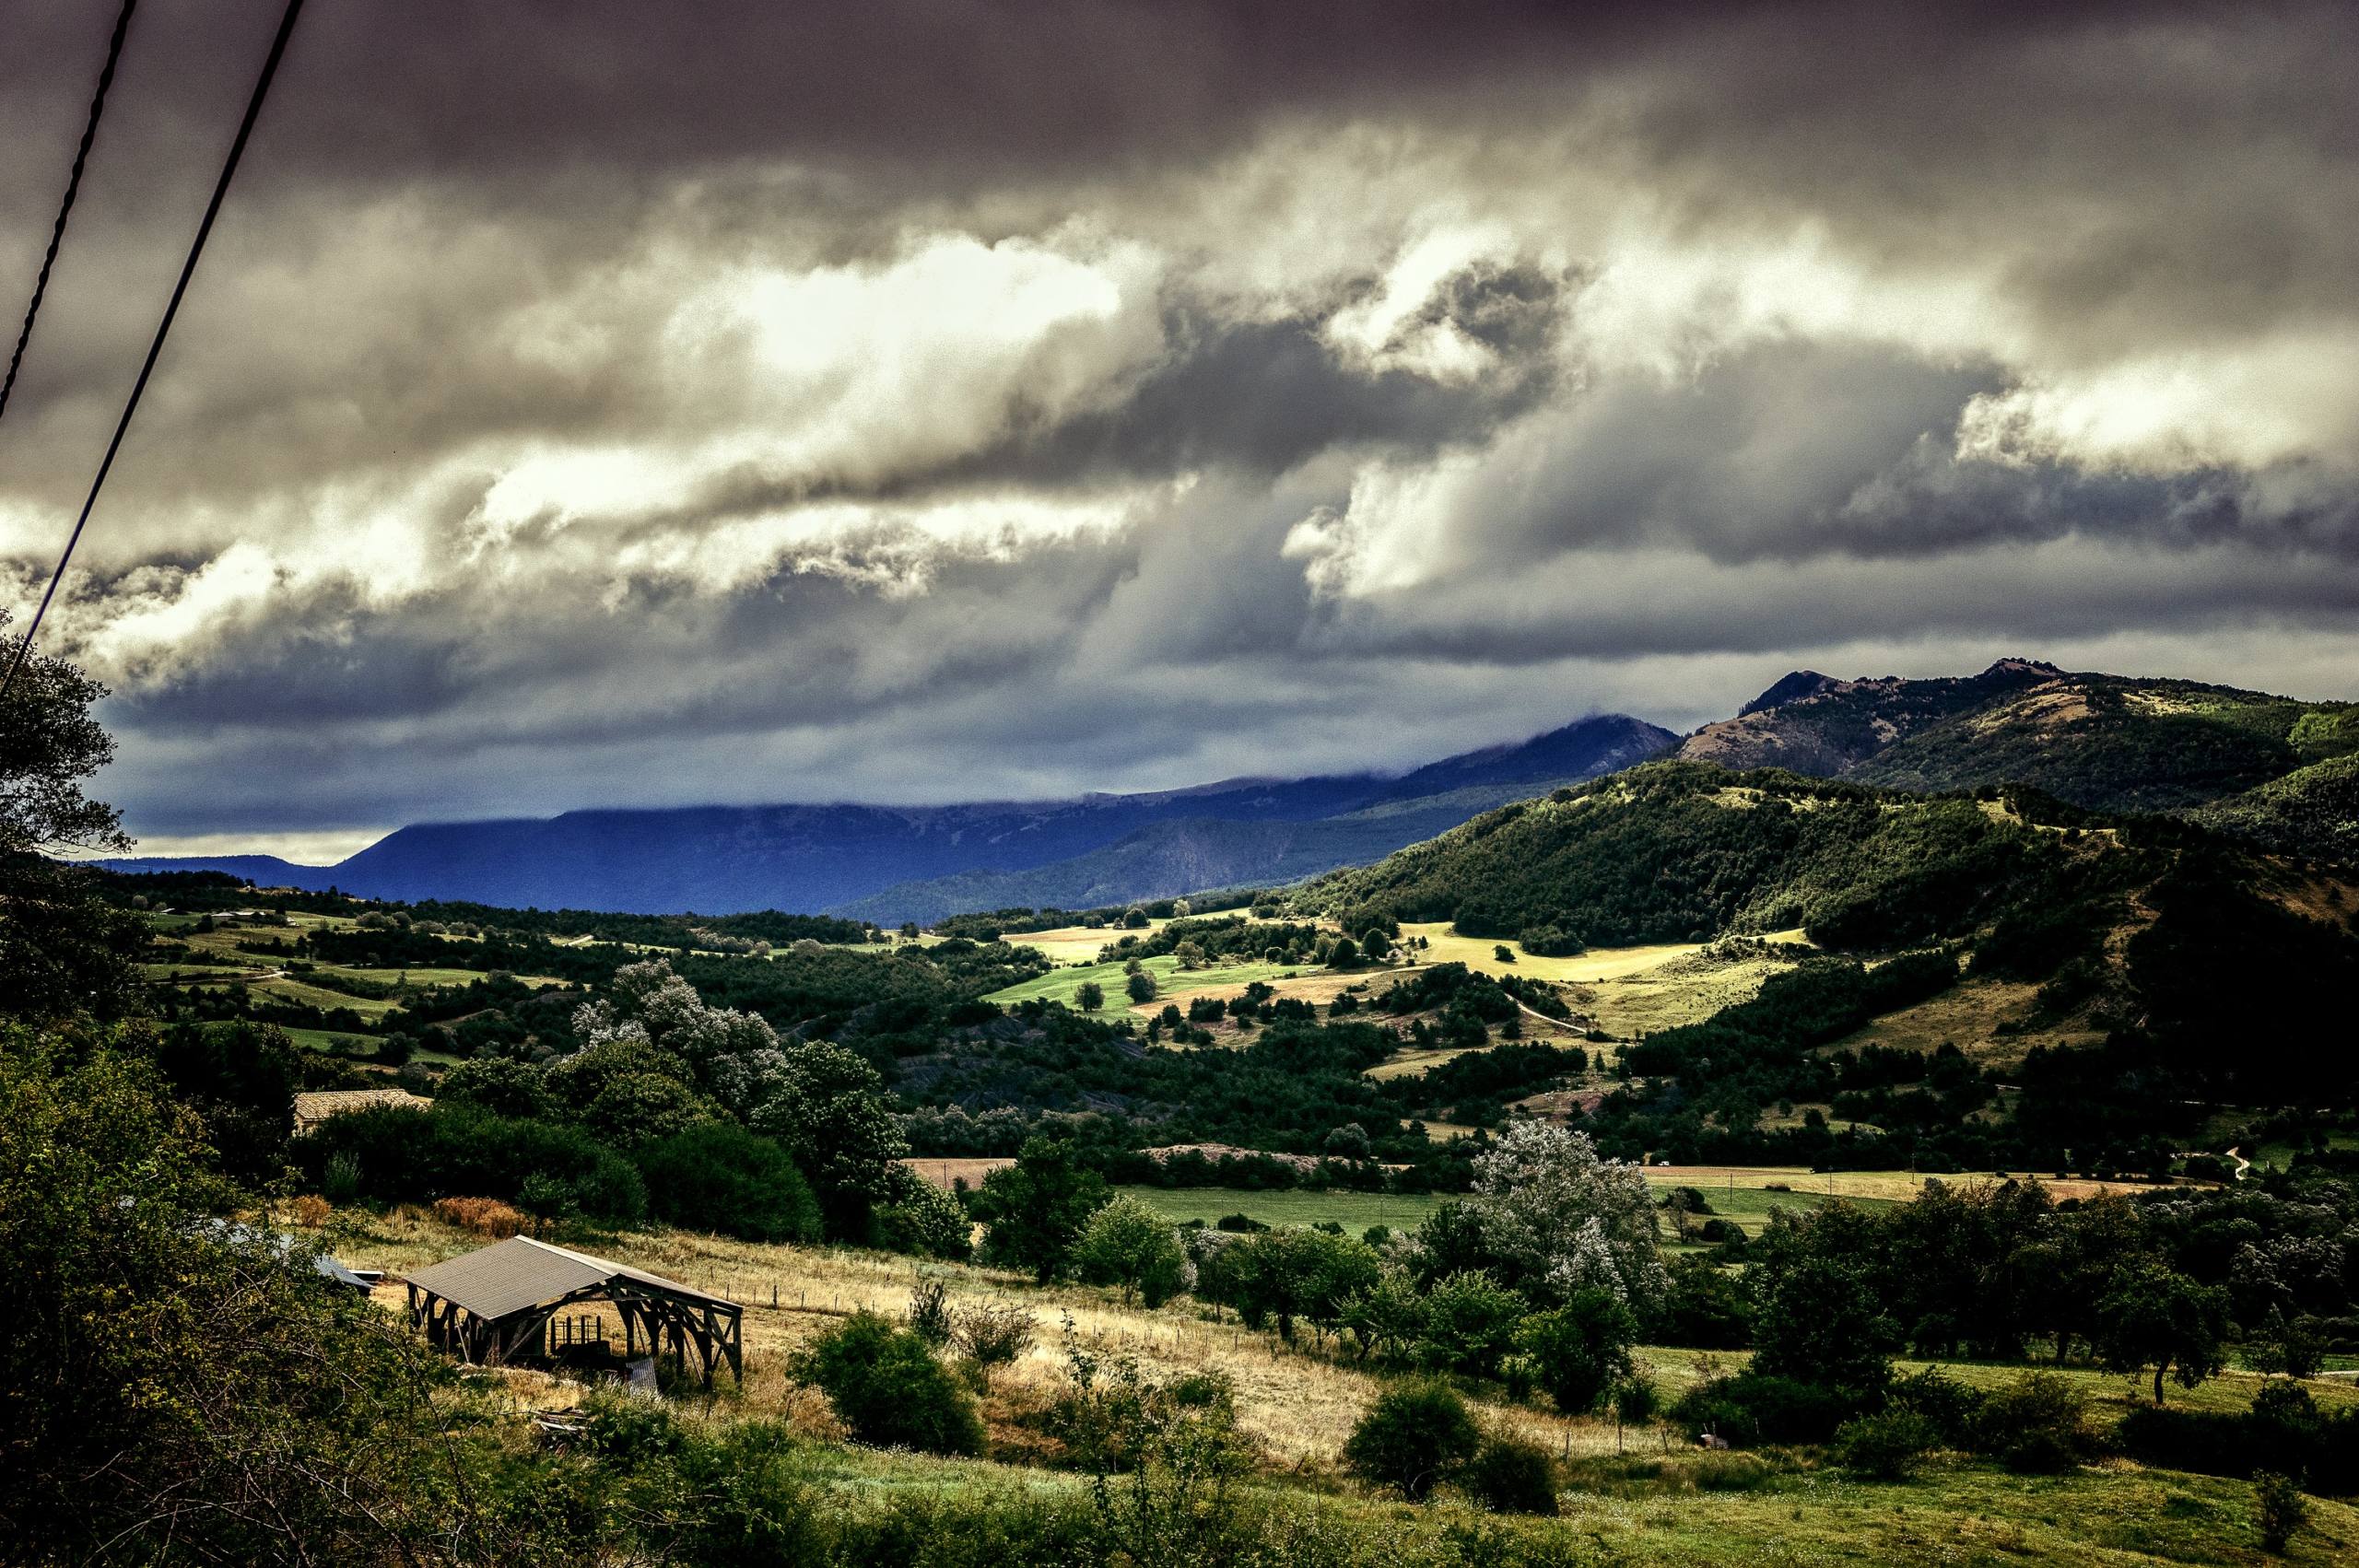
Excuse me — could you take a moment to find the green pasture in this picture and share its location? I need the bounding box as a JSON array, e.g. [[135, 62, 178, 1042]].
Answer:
[[984, 954, 1307, 1009]]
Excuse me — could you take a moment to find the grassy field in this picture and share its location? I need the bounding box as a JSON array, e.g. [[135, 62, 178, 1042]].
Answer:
[[984, 953, 1305, 1009], [308, 1206, 2359, 1562], [1116, 1186, 1447, 1233]]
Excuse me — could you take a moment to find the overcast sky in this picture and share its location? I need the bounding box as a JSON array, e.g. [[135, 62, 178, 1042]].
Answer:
[[5, 1, 2355, 860]]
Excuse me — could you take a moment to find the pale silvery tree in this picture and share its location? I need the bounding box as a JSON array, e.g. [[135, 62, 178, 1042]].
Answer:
[[1466, 1121, 1666, 1305]]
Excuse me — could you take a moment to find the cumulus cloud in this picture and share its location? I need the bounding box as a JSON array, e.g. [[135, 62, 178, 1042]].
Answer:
[[0, 1, 2353, 842]]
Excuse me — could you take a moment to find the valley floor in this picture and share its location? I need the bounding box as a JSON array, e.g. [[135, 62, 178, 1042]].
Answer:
[[318, 1208, 2359, 1564]]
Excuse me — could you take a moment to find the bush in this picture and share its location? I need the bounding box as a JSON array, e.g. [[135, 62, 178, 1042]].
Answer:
[[908, 1279, 953, 1346], [1414, 1270, 1528, 1378], [1880, 1367, 1981, 1448], [1672, 1374, 1867, 1448], [790, 1311, 983, 1456], [299, 1103, 647, 1226], [1343, 1379, 1483, 1502], [1832, 1408, 1938, 1480], [872, 1167, 974, 1261], [2256, 1470, 2307, 1553], [1460, 1431, 1559, 1515], [634, 1121, 820, 1244], [953, 1300, 1036, 1367], [1975, 1371, 2089, 1474]]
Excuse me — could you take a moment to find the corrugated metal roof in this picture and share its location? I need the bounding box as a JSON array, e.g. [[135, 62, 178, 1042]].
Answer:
[[401, 1236, 734, 1321]]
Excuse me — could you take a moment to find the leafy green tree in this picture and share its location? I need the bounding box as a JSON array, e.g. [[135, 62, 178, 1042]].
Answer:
[[634, 1121, 821, 1242], [2095, 1260, 2229, 1405], [1126, 969, 1158, 1004], [1339, 1267, 1430, 1362], [1415, 1270, 1528, 1377], [551, 1036, 720, 1146], [1750, 1205, 1898, 1391], [1074, 1194, 1189, 1305], [1342, 1379, 1481, 1502], [0, 1028, 538, 1562], [0, 620, 148, 1023], [872, 1165, 974, 1260], [977, 1137, 1110, 1281], [1208, 1226, 1380, 1342], [749, 1036, 910, 1235], [1075, 980, 1106, 1012], [1516, 1289, 1638, 1416]]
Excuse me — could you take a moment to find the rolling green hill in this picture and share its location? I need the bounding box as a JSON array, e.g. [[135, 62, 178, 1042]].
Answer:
[[2191, 752, 2359, 863], [1288, 761, 2109, 952]]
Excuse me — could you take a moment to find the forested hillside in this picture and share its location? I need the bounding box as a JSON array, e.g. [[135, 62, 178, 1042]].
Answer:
[[1681, 658, 2359, 822]]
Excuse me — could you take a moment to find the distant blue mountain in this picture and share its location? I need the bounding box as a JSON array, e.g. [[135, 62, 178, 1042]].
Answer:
[[100, 712, 1674, 920]]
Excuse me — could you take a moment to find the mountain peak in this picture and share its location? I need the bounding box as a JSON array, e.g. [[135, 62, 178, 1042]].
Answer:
[[1740, 671, 1837, 717]]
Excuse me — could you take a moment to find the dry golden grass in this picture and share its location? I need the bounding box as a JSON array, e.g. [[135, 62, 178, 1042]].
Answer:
[[326, 1208, 1672, 1467], [900, 1156, 1016, 1191]]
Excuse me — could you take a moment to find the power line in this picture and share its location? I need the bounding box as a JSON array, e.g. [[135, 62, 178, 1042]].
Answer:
[[1, 0, 307, 706], [0, 0, 140, 427]]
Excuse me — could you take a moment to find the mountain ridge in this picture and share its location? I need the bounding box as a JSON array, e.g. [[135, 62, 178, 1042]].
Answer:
[[100, 712, 1676, 918]]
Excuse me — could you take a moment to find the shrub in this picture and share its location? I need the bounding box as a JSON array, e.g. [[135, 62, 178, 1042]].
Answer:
[[1343, 1379, 1482, 1502], [1975, 1371, 2088, 1474], [634, 1121, 820, 1244], [1886, 1365, 1984, 1447], [430, 1196, 534, 1238], [908, 1278, 953, 1346], [2256, 1470, 2307, 1553], [1672, 1373, 1866, 1447], [1460, 1431, 1559, 1515], [790, 1311, 983, 1456], [289, 1193, 332, 1228], [953, 1300, 1037, 1367], [1832, 1408, 1938, 1480]]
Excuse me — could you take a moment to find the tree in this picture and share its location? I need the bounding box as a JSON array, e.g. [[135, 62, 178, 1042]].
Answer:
[[1123, 907, 1150, 929], [550, 1036, 720, 1146], [1327, 935, 1362, 969], [1203, 1227, 1380, 1342], [1494, 945, 1517, 964], [2095, 1260, 2229, 1405], [1517, 1289, 1638, 1417], [0, 1028, 540, 1562], [1074, 1194, 1189, 1305], [1075, 980, 1107, 1012], [0, 617, 148, 1023], [1415, 1270, 1528, 1377], [1463, 1122, 1665, 1305], [748, 1036, 910, 1235], [1126, 970, 1158, 1004], [1342, 1380, 1481, 1502], [634, 1121, 821, 1243], [1750, 1206, 1899, 1392], [976, 1137, 1110, 1281]]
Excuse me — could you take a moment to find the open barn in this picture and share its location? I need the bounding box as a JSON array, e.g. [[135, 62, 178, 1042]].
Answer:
[[400, 1235, 742, 1387]]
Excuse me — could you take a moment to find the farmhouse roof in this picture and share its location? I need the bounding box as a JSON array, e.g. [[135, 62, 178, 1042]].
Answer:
[[291, 1087, 428, 1133], [400, 1236, 731, 1323]]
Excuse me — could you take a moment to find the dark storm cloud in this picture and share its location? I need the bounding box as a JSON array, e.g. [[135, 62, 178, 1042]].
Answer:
[[2, 0, 2354, 848]]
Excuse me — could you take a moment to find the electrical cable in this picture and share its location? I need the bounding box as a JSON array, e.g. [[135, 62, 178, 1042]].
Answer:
[[0, 0, 139, 427], [2, 0, 306, 705]]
